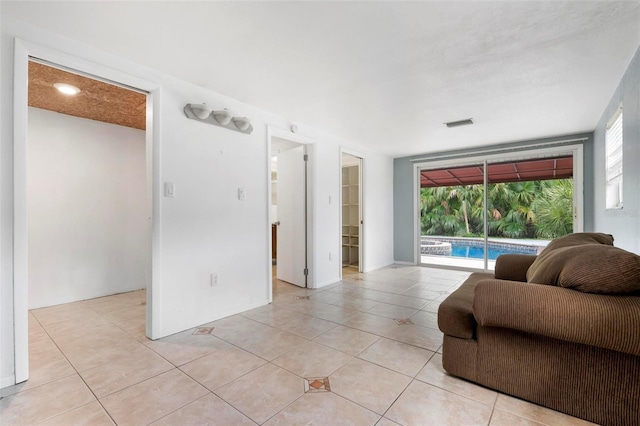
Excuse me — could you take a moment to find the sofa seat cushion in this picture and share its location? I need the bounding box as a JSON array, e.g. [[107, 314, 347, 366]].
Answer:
[[438, 272, 492, 339], [527, 244, 640, 294]]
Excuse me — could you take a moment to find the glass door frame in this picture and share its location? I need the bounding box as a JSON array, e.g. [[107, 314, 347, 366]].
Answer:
[[412, 144, 584, 272]]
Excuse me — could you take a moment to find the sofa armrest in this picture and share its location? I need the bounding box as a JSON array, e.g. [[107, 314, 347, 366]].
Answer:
[[494, 254, 537, 282], [473, 279, 640, 356]]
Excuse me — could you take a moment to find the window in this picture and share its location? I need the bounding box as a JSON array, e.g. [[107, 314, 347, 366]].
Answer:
[[605, 106, 623, 209], [417, 148, 580, 271]]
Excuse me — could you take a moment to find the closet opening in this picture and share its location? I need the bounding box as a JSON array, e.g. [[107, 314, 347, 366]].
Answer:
[[341, 152, 363, 274]]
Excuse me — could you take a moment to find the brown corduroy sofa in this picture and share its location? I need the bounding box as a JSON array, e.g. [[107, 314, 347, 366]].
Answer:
[[438, 233, 640, 426]]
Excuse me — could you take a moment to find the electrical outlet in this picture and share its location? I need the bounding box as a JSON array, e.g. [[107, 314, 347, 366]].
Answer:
[[211, 273, 219, 287]]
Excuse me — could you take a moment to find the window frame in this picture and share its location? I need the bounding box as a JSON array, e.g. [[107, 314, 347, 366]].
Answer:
[[412, 143, 584, 271], [605, 105, 623, 210]]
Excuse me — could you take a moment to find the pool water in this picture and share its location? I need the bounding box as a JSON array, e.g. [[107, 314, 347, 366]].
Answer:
[[451, 244, 522, 260]]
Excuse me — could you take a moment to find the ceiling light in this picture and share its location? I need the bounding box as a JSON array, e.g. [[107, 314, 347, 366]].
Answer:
[[445, 118, 474, 128], [53, 82, 81, 95]]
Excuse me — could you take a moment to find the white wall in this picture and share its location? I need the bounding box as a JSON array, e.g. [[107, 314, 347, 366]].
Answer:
[[593, 45, 640, 254], [27, 107, 147, 309], [0, 16, 395, 387]]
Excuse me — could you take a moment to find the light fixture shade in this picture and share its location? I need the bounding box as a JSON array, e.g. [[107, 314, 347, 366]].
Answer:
[[190, 103, 211, 120], [233, 117, 251, 131], [184, 103, 252, 134], [213, 110, 232, 126]]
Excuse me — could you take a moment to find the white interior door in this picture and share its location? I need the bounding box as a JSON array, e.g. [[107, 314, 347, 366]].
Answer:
[[276, 145, 307, 287]]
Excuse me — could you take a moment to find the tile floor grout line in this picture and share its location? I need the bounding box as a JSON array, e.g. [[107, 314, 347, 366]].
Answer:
[[55, 298, 162, 425], [327, 384, 387, 420], [144, 393, 213, 426], [207, 362, 300, 425], [354, 348, 436, 381], [140, 391, 218, 426], [379, 376, 419, 421], [268, 353, 354, 384], [256, 378, 311, 426], [181, 353, 267, 394]]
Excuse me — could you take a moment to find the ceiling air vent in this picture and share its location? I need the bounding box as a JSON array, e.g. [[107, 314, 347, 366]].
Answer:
[[445, 118, 474, 128]]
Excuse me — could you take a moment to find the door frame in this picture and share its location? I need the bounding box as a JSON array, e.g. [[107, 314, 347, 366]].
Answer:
[[12, 39, 161, 383], [412, 143, 584, 270], [266, 126, 315, 302], [340, 148, 365, 276]]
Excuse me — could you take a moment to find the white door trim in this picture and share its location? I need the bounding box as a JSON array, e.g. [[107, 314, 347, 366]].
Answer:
[[12, 38, 161, 383], [266, 126, 316, 302], [339, 148, 365, 277]]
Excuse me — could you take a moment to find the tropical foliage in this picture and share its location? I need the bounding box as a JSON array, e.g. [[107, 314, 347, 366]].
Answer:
[[420, 179, 573, 239]]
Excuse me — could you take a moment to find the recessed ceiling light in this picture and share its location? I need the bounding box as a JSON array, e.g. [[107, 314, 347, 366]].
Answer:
[[53, 82, 81, 96], [445, 118, 474, 128]]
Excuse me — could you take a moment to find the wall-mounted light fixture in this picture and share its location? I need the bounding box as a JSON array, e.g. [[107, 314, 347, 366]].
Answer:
[[213, 110, 232, 125], [184, 103, 253, 134], [190, 103, 211, 119]]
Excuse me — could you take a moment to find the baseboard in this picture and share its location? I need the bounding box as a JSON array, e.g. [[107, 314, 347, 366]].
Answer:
[[314, 278, 341, 289], [152, 299, 270, 340], [1, 375, 16, 389], [362, 262, 403, 273], [392, 261, 416, 266]]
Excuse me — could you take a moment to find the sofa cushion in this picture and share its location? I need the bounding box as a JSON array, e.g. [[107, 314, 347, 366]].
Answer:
[[438, 272, 492, 339], [494, 254, 538, 282], [526, 232, 614, 282], [527, 244, 640, 294], [540, 232, 614, 253]]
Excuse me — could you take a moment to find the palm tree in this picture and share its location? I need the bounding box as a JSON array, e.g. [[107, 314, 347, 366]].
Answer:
[[532, 179, 573, 238], [420, 179, 573, 240]]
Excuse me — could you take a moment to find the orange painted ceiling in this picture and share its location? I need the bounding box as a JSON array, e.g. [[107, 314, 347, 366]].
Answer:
[[28, 61, 146, 130]]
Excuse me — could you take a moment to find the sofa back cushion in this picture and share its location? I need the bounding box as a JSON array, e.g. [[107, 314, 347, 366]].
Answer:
[[539, 232, 614, 254], [527, 244, 640, 294], [526, 232, 614, 282], [558, 245, 640, 293]]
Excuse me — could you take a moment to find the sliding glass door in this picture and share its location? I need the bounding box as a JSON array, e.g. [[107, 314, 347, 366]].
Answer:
[[419, 163, 486, 270], [418, 150, 580, 271]]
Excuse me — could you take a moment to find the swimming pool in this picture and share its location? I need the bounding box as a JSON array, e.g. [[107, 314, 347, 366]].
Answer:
[[451, 243, 521, 260], [421, 237, 539, 260]]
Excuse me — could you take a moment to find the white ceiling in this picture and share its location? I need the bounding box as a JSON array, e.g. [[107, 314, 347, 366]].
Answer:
[[4, 1, 639, 157]]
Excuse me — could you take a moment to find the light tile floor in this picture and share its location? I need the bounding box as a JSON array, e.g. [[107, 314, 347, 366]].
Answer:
[[0, 265, 596, 425]]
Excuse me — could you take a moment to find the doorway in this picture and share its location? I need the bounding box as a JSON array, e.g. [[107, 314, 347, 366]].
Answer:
[[341, 152, 363, 274], [26, 60, 150, 309], [13, 40, 158, 384], [269, 130, 314, 293]]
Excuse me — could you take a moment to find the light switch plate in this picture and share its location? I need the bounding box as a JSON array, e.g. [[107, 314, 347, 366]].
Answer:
[[164, 182, 175, 198]]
